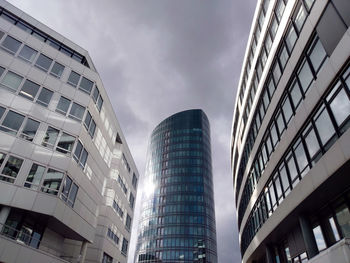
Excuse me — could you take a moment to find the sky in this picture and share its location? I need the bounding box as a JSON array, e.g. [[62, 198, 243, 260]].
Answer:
[[6, 0, 256, 262]]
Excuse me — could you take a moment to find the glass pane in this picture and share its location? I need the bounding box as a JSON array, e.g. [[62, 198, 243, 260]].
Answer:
[[276, 111, 286, 136], [67, 71, 80, 87], [42, 126, 59, 148], [19, 80, 40, 100], [273, 62, 282, 84], [294, 4, 307, 32], [282, 97, 293, 124], [92, 87, 99, 102], [35, 54, 53, 72], [1, 156, 23, 181], [18, 45, 37, 62], [74, 141, 83, 162], [80, 149, 88, 167], [287, 153, 299, 186], [304, 125, 320, 160], [20, 118, 40, 141], [269, 183, 277, 208], [286, 25, 297, 52], [37, 88, 53, 107], [41, 168, 64, 195], [69, 102, 85, 121], [0, 110, 25, 134], [24, 163, 45, 189], [56, 133, 75, 154], [275, 0, 286, 21], [329, 216, 340, 241], [314, 106, 336, 146], [97, 96, 103, 111], [270, 15, 278, 39], [304, 0, 314, 11], [279, 45, 289, 69], [335, 203, 350, 238], [313, 225, 327, 251], [50, 62, 64, 78], [1, 71, 23, 92], [298, 60, 313, 93], [293, 140, 309, 176], [56, 97, 71, 115], [79, 77, 93, 94], [61, 176, 72, 201], [279, 164, 290, 195], [263, 91, 270, 110], [267, 76, 275, 96], [329, 88, 350, 128], [308, 38, 327, 74], [0, 106, 5, 119], [89, 120, 96, 137], [290, 79, 303, 109], [68, 183, 78, 206], [274, 174, 283, 200], [0, 152, 5, 167], [271, 123, 278, 147], [265, 33, 272, 52], [1, 35, 21, 54], [84, 111, 92, 129]]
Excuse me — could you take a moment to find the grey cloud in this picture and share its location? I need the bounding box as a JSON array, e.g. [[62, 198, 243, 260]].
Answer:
[[7, 0, 256, 262]]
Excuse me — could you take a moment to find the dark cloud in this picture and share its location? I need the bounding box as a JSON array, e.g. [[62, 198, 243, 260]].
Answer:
[[7, 0, 256, 261]]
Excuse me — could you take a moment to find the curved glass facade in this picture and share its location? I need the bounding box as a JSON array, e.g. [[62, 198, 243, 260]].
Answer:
[[135, 109, 217, 263]]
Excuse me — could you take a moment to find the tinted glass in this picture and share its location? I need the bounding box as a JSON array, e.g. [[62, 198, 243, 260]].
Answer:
[[67, 71, 80, 86], [56, 97, 71, 114], [0, 110, 25, 134], [293, 140, 309, 176], [275, 0, 285, 21], [79, 77, 93, 94], [309, 38, 327, 74], [1, 156, 23, 181], [69, 102, 85, 121], [41, 168, 64, 195], [18, 45, 37, 62], [20, 118, 40, 141], [290, 79, 302, 109], [287, 153, 298, 186], [314, 107, 336, 146], [279, 164, 290, 195], [298, 60, 313, 93], [279, 45, 289, 69], [313, 225, 327, 251], [42, 126, 59, 148], [61, 176, 72, 201], [19, 80, 40, 100], [1, 71, 23, 92], [35, 54, 53, 72], [1, 35, 21, 54], [282, 98, 293, 124], [24, 163, 45, 189], [56, 133, 75, 154], [294, 4, 307, 32], [276, 111, 285, 135], [286, 25, 297, 52], [328, 88, 350, 128], [68, 183, 78, 206], [50, 62, 64, 78], [304, 125, 320, 160], [37, 88, 53, 107], [273, 62, 281, 84]]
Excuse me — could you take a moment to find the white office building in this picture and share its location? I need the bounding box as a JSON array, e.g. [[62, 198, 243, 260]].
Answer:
[[231, 0, 350, 262], [0, 1, 139, 263]]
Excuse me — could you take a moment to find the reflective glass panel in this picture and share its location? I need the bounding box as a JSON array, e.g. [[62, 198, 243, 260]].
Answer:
[[1, 156, 23, 183], [308, 38, 327, 74], [282, 97, 293, 124], [35, 54, 53, 72], [19, 80, 40, 100], [56, 97, 71, 115], [61, 176, 72, 201], [294, 4, 307, 32], [1, 71, 23, 92], [1, 35, 21, 54], [313, 225, 327, 251], [314, 106, 335, 147], [42, 126, 59, 148], [18, 45, 37, 62], [79, 77, 93, 94], [287, 153, 298, 186], [0, 110, 25, 134], [290, 79, 302, 109], [41, 168, 64, 195], [286, 25, 297, 52], [50, 62, 64, 78], [20, 118, 39, 141], [67, 71, 80, 87], [68, 183, 78, 206], [69, 102, 85, 121], [279, 45, 289, 69], [303, 124, 320, 160], [293, 140, 309, 176], [56, 133, 75, 154], [298, 60, 313, 93], [279, 164, 290, 195], [328, 88, 350, 128], [24, 163, 45, 189], [36, 88, 53, 107]]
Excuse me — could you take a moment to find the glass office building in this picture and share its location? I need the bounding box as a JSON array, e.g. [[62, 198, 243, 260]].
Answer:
[[135, 109, 217, 263], [231, 0, 350, 262]]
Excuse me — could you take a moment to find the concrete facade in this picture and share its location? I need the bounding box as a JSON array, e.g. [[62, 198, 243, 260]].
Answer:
[[231, 0, 350, 262], [0, 1, 139, 263]]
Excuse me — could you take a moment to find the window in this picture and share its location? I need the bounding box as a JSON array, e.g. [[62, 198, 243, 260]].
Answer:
[[313, 225, 327, 251], [303, 124, 320, 162], [132, 173, 138, 189], [113, 200, 124, 218], [278, 45, 289, 69], [297, 59, 313, 93], [126, 214, 132, 230], [42, 126, 59, 148], [0, 110, 25, 135], [329, 216, 340, 241], [273, 62, 281, 84], [93, 87, 103, 111], [289, 79, 302, 109], [61, 176, 78, 206], [41, 168, 64, 195], [335, 204, 350, 238], [327, 83, 350, 129], [20, 118, 40, 141], [273, 173, 283, 202], [308, 37, 327, 74], [83, 111, 96, 138], [19, 80, 40, 100], [279, 164, 290, 196], [314, 106, 335, 147], [18, 45, 37, 62], [50, 62, 64, 78], [118, 175, 127, 194], [24, 163, 45, 190], [293, 139, 309, 176], [129, 193, 135, 208], [275, 0, 286, 22], [0, 156, 23, 183], [102, 253, 113, 263], [107, 228, 119, 245], [36, 88, 53, 107], [35, 54, 53, 72], [270, 15, 278, 39], [1, 35, 21, 54], [270, 123, 279, 147], [121, 238, 129, 255], [56, 133, 75, 154], [56, 97, 71, 115], [286, 152, 299, 187], [285, 24, 297, 52], [73, 141, 88, 168], [79, 77, 93, 94], [282, 97, 293, 124], [67, 71, 80, 87], [294, 3, 307, 33], [1, 71, 23, 92], [68, 102, 85, 122]]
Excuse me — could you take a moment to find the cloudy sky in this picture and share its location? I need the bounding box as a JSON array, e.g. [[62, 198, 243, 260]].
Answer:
[[6, 0, 256, 261]]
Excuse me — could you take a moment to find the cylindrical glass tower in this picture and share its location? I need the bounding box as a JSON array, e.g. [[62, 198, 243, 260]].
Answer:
[[135, 109, 217, 263]]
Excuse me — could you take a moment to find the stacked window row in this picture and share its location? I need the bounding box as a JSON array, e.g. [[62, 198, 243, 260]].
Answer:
[[0, 152, 78, 206], [235, 0, 316, 201], [237, 34, 327, 228], [240, 63, 350, 255], [0, 7, 89, 67], [0, 31, 104, 112]]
